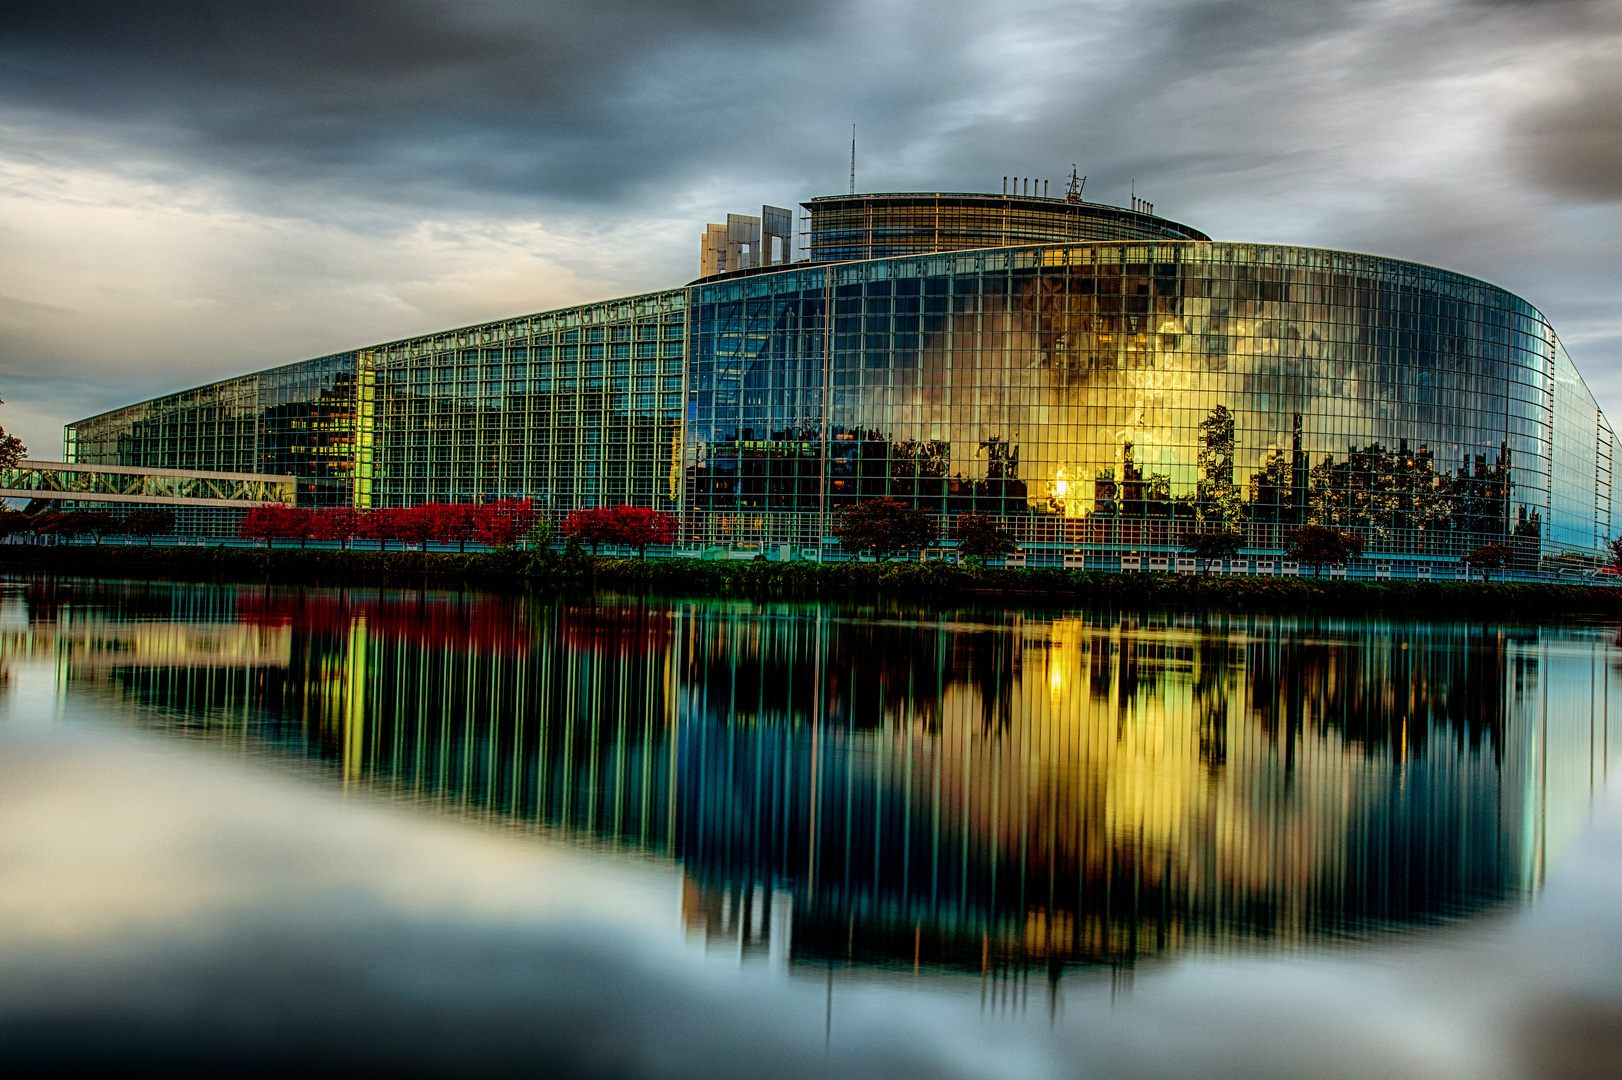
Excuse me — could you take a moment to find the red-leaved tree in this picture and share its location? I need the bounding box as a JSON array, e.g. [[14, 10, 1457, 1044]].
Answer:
[[607, 506, 677, 559], [309, 507, 361, 548], [286, 507, 315, 547], [393, 504, 438, 548], [239, 505, 310, 546], [357, 507, 400, 550], [561, 507, 617, 553], [429, 503, 477, 551], [239, 506, 278, 546], [473, 500, 536, 548]]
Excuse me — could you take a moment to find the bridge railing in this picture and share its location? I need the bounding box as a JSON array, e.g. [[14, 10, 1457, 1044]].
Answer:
[[0, 460, 296, 507]]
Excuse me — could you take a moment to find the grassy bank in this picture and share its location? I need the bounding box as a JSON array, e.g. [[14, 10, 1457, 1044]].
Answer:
[[2, 542, 1619, 616]]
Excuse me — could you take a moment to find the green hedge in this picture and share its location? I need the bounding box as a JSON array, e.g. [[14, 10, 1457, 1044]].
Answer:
[[3, 543, 1619, 615], [0, 544, 535, 588], [591, 558, 1622, 614]]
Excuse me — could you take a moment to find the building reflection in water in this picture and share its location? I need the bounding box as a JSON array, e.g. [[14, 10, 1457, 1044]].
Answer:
[[4, 582, 1614, 976]]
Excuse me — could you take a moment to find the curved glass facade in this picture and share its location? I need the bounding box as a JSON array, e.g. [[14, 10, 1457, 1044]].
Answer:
[[63, 195, 1619, 568], [63, 355, 361, 507], [362, 290, 688, 511], [688, 241, 1616, 565]]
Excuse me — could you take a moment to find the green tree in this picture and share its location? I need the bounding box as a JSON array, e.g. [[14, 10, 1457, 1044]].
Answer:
[[80, 511, 119, 545], [526, 518, 555, 551], [37, 510, 91, 544], [1463, 542, 1514, 582], [1179, 529, 1243, 574], [1287, 524, 1363, 577], [950, 511, 1014, 563], [0, 508, 33, 542], [0, 394, 26, 470], [834, 499, 937, 560], [124, 508, 176, 546]]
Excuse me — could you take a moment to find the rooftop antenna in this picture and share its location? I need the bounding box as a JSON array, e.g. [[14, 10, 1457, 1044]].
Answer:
[[849, 124, 856, 195], [1065, 166, 1085, 203]]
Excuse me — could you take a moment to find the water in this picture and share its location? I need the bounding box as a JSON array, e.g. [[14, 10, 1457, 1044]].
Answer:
[[1, 579, 1620, 1078]]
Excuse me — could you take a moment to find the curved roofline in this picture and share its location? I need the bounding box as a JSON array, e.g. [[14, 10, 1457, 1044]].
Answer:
[[806, 191, 1154, 208], [801, 190, 1211, 243], [693, 238, 1548, 318]]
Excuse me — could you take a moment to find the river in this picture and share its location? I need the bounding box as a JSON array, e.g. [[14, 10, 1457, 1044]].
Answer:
[[0, 579, 1617, 1078]]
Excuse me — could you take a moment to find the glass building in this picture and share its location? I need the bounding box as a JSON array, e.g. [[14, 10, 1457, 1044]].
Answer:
[[66, 189, 1618, 566]]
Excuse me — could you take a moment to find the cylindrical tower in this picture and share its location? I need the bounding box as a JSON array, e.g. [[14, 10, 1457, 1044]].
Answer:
[[805, 191, 1210, 263]]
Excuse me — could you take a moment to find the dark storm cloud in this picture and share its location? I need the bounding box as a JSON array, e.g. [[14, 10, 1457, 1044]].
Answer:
[[3, 0, 1619, 209], [4, 0, 1610, 216], [990, 0, 1622, 205], [1515, 64, 1622, 202], [1, 0, 1013, 214], [0, 0, 861, 207]]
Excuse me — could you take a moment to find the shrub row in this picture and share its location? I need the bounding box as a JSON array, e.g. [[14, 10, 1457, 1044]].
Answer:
[[239, 501, 537, 548]]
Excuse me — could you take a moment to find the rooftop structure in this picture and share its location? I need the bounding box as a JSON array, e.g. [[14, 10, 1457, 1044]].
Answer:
[[803, 190, 1209, 263], [700, 206, 794, 277]]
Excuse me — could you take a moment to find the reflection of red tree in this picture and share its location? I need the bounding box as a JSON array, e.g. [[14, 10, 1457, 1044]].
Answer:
[[234, 590, 532, 653], [560, 605, 673, 657]]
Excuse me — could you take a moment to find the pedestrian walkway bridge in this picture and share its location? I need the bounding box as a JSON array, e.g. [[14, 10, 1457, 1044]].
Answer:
[[0, 460, 296, 507]]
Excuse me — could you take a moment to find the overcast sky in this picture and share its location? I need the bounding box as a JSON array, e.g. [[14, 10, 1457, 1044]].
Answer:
[[1, 0, 1620, 456]]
